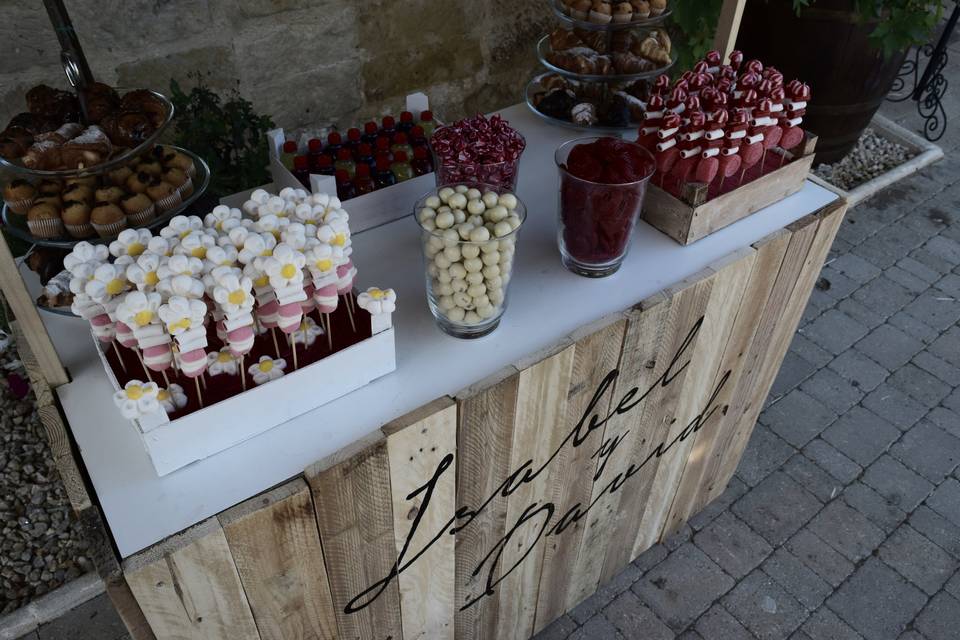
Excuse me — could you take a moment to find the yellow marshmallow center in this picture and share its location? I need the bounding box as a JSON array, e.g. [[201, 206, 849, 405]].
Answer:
[[281, 264, 297, 279], [217, 352, 233, 363], [145, 271, 159, 286], [191, 247, 207, 259], [157, 389, 170, 401], [134, 310, 153, 326], [168, 318, 191, 332], [258, 360, 274, 373], [228, 290, 246, 305], [333, 233, 346, 246], [106, 278, 125, 295], [369, 289, 384, 300], [125, 385, 143, 400], [316, 258, 332, 271], [255, 275, 269, 287], [127, 242, 145, 257]]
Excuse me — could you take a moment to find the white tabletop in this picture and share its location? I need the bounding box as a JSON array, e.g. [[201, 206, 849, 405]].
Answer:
[[45, 104, 839, 557]]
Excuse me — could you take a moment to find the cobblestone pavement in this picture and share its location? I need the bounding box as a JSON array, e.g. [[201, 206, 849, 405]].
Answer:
[[14, 28, 960, 640]]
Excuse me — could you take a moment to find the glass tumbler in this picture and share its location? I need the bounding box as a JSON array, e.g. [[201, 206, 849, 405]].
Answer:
[[555, 137, 655, 278], [415, 184, 527, 339], [432, 137, 525, 191]]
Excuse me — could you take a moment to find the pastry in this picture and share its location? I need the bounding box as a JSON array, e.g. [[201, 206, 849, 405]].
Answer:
[[163, 167, 193, 199], [95, 186, 126, 205], [25, 85, 79, 122], [36, 179, 61, 197], [100, 111, 154, 147], [35, 122, 83, 144], [27, 202, 65, 239], [570, 0, 591, 19], [121, 193, 156, 226], [589, 0, 613, 24], [135, 159, 163, 177], [107, 165, 134, 187], [572, 102, 598, 126], [535, 88, 578, 120], [613, 2, 633, 22], [82, 83, 120, 124], [549, 29, 584, 51], [126, 171, 152, 195], [62, 201, 94, 239], [631, 0, 650, 17], [650, 0, 666, 15], [21, 140, 62, 170], [145, 178, 181, 212], [64, 175, 97, 190], [119, 89, 168, 129], [37, 269, 74, 309], [599, 96, 632, 127], [613, 52, 655, 74], [636, 35, 672, 66], [164, 150, 196, 178], [34, 195, 62, 209], [3, 179, 35, 215], [62, 184, 94, 204], [60, 126, 112, 168], [91, 202, 127, 238]]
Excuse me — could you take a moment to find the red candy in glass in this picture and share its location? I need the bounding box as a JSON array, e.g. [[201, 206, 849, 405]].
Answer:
[[431, 114, 526, 190], [558, 138, 655, 271]]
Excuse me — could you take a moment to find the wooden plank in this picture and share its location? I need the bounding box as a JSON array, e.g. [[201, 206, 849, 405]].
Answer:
[[220, 479, 338, 640], [493, 343, 576, 640], [123, 518, 260, 640], [105, 574, 157, 640], [0, 236, 69, 386], [382, 397, 458, 640], [454, 366, 520, 640], [305, 432, 402, 640], [714, 0, 747, 60], [532, 316, 626, 633]]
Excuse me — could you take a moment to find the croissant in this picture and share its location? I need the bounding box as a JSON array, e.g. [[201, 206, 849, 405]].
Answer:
[[21, 140, 63, 170], [636, 36, 672, 66], [101, 111, 155, 147], [653, 28, 672, 54], [120, 90, 167, 128], [550, 29, 584, 51], [547, 48, 602, 74], [610, 30, 633, 53], [577, 30, 609, 54], [613, 53, 654, 74], [630, 0, 651, 17], [35, 122, 84, 144], [572, 103, 598, 126]]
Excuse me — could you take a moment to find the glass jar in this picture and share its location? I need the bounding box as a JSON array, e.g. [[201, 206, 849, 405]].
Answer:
[[555, 136, 654, 277], [415, 183, 526, 338], [432, 148, 524, 192]]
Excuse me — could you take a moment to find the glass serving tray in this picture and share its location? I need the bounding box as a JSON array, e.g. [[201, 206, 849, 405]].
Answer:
[[0, 88, 175, 179], [537, 35, 676, 82], [525, 73, 642, 133], [549, 0, 672, 30], [1, 146, 210, 249]]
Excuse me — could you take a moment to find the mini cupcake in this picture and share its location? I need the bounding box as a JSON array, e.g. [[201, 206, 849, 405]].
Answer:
[[95, 185, 126, 205], [589, 0, 613, 23], [62, 201, 94, 239], [126, 171, 152, 195], [36, 179, 62, 197], [135, 160, 163, 178], [122, 193, 156, 226], [62, 183, 94, 204], [26, 203, 65, 239], [91, 202, 128, 238], [145, 178, 181, 213], [63, 176, 97, 190], [613, 1, 633, 22], [165, 151, 196, 179], [34, 195, 63, 209], [162, 167, 193, 199], [649, 0, 665, 16], [570, 0, 591, 19], [631, 0, 650, 18], [107, 166, 134, 187], [3, 179, 36, 215]]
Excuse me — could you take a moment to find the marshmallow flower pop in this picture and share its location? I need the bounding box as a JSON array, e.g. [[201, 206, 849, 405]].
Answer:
[[158, 296, 210, 406], [211, 269, 256, 389], [263, 244, 308, 369], [304, 242, 344, 349], [64, 243, 127, 368], [116, 291, 173, 384]]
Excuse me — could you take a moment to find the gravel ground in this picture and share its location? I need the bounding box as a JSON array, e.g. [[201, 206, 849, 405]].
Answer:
[[0, 333, 92, 615], [814, 127, 916, 191]]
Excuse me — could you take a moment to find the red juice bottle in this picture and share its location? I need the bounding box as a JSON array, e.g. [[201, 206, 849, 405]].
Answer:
[[335, 169, 356, 201], [411, 146, 433, 176], [293, 155, 310, 187], [362, 121, 379, 145], [391, 151, 414, 182], [355, 143, 375, 168], [335, 148, 356, 179], [409, 125, 428, 149], [313, 154, 335, 176], [324, 131, 343, 159], [391, 132, 413, 159], [307, 138, 324, 171], [375, 136, 393, 162], [280, 140, 298, 171], [346, 128, 362, 154], [352, 163, 376, 196], [380, 115, 397, 138], [374, 157, 397, 189], [418, 110, 436, 139], [398, 111, 415, 134]]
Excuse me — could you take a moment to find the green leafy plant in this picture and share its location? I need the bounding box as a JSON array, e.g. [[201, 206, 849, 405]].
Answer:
[[169, 75, 275, 198], [670, 0, 724, 70]]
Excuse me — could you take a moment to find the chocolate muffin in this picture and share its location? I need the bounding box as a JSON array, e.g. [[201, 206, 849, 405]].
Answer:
[[3, 179, 35, 214], [90, 202, 127, 238], [62, 200, 94, 238], [26, 202, 64, 238]]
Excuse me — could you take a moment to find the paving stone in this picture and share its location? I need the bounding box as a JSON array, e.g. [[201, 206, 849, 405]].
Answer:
[[925, 478, 960, 528], [632, 544, 735, 632], [924, 235, 960, 264], [631, 542, 668, 573], [817, 266, 860, 300], [802, 310, 871, 356], [821, 406, 901, 466], [829, 253, 883, 285], [790, 334, 834, 368], [693, 605, 754, 640], [879, 524, 958, 596], [785, 529, 855, 589], [791, 631, 816, 640], [782, 453, 842, 503], [663, 524, 692, 552], [909, 246, 956, 276], [925, 407, 960, 440], [722, 569, 809, 640], [946, 387, 960, 414], [567, 561, 642, 624], [568, 613, 624, 640], [771, 352, 820, 398], [834, 298, 886, 330], [853, 225, 927, 269], [800, 368, 865, 415], [861, 454, 934, 511], [798, 606, 864, 640], [826, 558, 927, 640], [852, 276, 916, 318], [888, 363, 953, 408], [763, 390, 838, 448], [693, 511, 773, 579], [929, 326, 960, 367], [842, 481, 908, 533], [733, 471, 822, 546], [887, 309, 942, 344], [934, 272, 960, 298], [890, 422, 960, 483], [901, 290, 960, 332], [854, 324, 925, 371], [909, 505, 960, 560], [676, 631, 705, 640], [602, 590, 672, 640], [946, 571, 960, 600], [897, 255, 943, 284], [535, 614, 578, 640], [808, 500, 886, 563], [912, 350, 960, 386], [861, 383, 930, 431], [884, 264, 932, 295], [913, 592, 960, 640], [827, 350, 889, 393], [36, 594, 128, 640], [736, 425, 796, 487], [761, 546, 832, 612], [688, 476, 748, 532], [802, 438, 863, 484]]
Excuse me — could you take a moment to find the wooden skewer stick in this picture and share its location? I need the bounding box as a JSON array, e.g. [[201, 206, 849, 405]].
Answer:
[[134, 348, 151, 380], [161, 369, 171, 387], [199, 371, 207, 391], [194, 376, 204, 409], [344, 296, 356, 333], [112, 341, 127, 374], [271, 327, 281, 358], [240, 355, 246, 391], [291, 334, 298, 370], [325, 313, 333, 350]]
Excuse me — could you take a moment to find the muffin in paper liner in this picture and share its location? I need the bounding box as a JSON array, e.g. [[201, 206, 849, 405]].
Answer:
[[65, 222, 95, 239], [91, 218, 128, 239], [27, 217, 66, 239], [177, 176, 195, 199], [4, 196, 35, 215], [154, 190, 182, 213], [127, 202, 157, 227]]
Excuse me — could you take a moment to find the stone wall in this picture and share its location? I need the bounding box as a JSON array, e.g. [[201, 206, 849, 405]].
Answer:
[[0, 0, 551, 133]]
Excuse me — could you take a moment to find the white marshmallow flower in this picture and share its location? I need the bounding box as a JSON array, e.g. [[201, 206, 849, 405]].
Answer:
[[249, 355, 286, 385], [263, 244, 306, 289], [148, 236, 177, 257], [316, 217, 350, 250], [238, 233, 275, 266], [113, 380, 161, 420], [212, 272, 255, 315], [86, 263, 129, 303], [292, 316, 324, 347], [254, 213, 289, 240], [109, 228, 152, 260], [126, 253, 166, 292], [203, 245, 239, 272], [204, 205, 242, 232], [158, 296, 207, 336], [158, 254, 204, 280], [219, 226, 251, 251], [116, 291, 163, 328], [358, 287, 397, 315], [177, 230, 217, 260], [160, 215, 202, 240], [157, 384, 188, 414], [281, 223, 309, 250], [304, 242, 343, 280], [206, 349, 240, 377], [64, 242, 109, 274]]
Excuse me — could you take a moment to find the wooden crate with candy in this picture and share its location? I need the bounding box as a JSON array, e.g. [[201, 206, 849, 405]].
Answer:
[[637, 50, 816, 245]]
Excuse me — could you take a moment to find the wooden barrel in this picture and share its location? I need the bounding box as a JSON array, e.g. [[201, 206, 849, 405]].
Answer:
[[737, 0, 908, 164]]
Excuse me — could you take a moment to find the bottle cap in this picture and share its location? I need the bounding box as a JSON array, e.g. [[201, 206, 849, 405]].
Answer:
[[393, 151, 408, 163], [337, 148, 353, 161], [364, 122, 379, 135], [420, 110, 434, 122], [307, 138, 322, 152], [327, 131, 342, 145], [376, 157, 391, 171], [347, 127, 361, 142], [400, 111, 414, 123], [335, 169, 350, 182], [293, 155, 308, 169], [282, 140, 298, 153], [358, 143, 372, 155], [411, 125, 425, 138], [382, 115, 396, 129], [414, 146, 428, 159], [316, 154, 333, 167], [356, 163, 371, 177], [393, 132, 408, 144]]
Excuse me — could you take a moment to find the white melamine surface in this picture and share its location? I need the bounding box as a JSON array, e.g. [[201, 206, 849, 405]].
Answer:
[[47, 104, 838, 557]]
